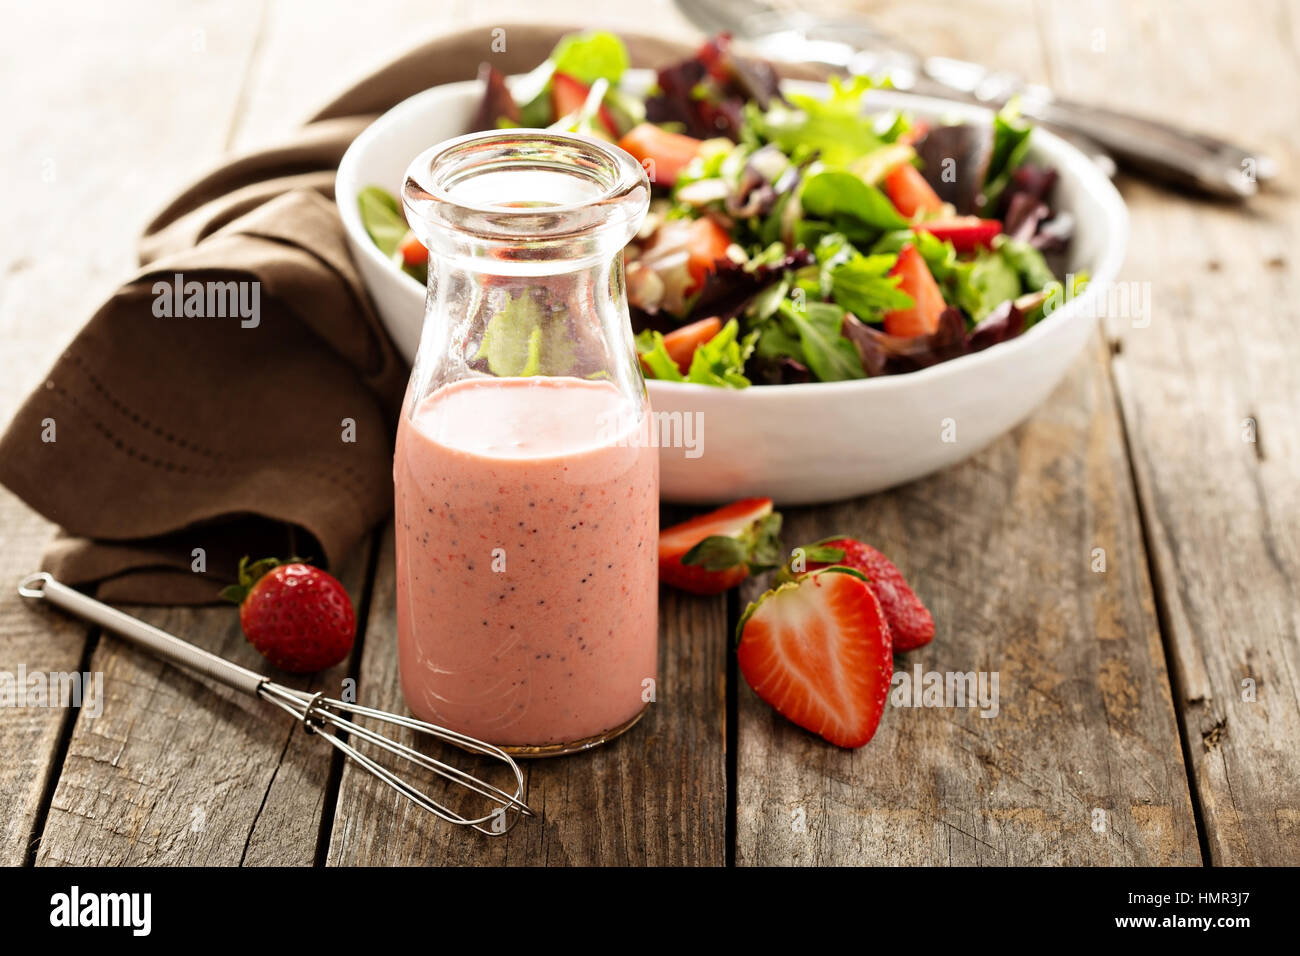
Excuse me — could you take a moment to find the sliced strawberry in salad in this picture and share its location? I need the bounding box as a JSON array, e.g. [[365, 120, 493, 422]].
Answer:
[[617, 122, 705, 187], [397, 231, 427, 268], [551, 72, 618, 137], [655, 316, 722, 374], [914, 215, 1002, 253], [883, 161, 946, 218], [684, 217, 733, 291], [883, 242, 947, 337], [737, 567, 893, 748], [659, 497, 782, 595]]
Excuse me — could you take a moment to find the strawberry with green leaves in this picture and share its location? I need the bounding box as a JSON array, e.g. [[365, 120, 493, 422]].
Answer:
[[658, 498, 783, 595], [221, 557, 356, 673], [785, 537, 935, 651], [737, 567, 893, 748]]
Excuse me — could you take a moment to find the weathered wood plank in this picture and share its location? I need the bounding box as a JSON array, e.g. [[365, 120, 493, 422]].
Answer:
[[1040, 0, 1300, 865], [733, 0, 1196, 866], [228, 0, 701, 153], [326, 521, 728, 866], [737, 338, 1201, 864], [0, 0, 269, 865], [221, 1, 727, 866], [0, 495, 87, 866], [33, 537, 373, 866]]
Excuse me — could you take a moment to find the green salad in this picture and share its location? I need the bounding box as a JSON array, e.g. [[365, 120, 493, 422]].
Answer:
[[359, 31, 1085, 385]]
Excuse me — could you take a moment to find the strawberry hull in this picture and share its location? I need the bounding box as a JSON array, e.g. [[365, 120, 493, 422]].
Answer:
[[802, 537, 936, 651], [658, 497, 780, 595]]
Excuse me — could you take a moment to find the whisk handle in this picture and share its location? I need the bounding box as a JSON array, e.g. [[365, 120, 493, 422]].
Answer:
[[19, 573, 267, 697]]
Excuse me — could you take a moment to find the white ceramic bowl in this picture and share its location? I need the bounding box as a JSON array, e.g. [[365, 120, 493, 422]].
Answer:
[[337, 71, 1127, 505]]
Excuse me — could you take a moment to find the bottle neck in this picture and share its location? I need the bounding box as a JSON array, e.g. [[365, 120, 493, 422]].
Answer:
[[406, 250, 644, 418], [400, 130, 651, 417]]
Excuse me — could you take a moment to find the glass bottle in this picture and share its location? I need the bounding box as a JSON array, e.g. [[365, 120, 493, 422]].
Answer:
[[394, 130, 656, 756]]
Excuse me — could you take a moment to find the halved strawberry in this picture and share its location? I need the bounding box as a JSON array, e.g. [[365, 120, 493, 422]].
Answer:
[[883, 242, 946, 337], [883, 160, 945, 218], [659, 497, 782, 595], [914, 216, 1002, 253], [657, 316, 722, 374], [788, 537, 935, 651], [737, 567, 893, 748], [551, 72, 618, 136]]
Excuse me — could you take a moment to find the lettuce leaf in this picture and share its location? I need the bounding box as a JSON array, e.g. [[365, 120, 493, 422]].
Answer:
[[778, 300, 865, 381], [996, 236, 1057, 291], [551, 31, 629, 85], [635, 329, 685, 382], [357, 186, 407, 258], [476, 293, 575, 377], [983, 100, 1034, 209], [636, 318, 757, 388], [800, 170, 908, 244], [753, 75, 894, 167], [965, 251, 1022, 321], [829, 253, 914, 322], [685, 318, 757, 387]]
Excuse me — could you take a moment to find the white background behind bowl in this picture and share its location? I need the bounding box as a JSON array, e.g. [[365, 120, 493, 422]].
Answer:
[[337, 71, 1127, 504]]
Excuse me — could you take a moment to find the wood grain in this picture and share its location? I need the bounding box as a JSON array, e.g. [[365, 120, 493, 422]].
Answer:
[[731, 0, 1196, 867], [736, 339, 1201, 865], [0, 497, 88, 866], [1039, 0, 1300, 865], [0, 0, 269, 865], [4, 0, 1299, 867], [325, 522, 728, 865], [33, 539, 373, 866], [230, 0, 716, 865]]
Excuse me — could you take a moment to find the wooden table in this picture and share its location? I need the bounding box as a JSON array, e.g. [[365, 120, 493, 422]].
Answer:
[[2, 0, 1297, 867]]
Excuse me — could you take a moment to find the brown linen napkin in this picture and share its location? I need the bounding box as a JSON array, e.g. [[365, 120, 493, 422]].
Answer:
[[0, 25, 699, 604]]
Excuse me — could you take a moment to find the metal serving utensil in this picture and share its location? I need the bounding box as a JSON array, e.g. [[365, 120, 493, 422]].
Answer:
[[18, 572, 535, 837], [676, 0, 1277, 199]]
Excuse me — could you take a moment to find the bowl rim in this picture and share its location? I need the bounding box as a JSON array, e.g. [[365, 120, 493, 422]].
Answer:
[[337, 70, 1128, 398]]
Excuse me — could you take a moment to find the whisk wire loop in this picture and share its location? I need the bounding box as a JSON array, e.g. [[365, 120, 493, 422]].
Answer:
[[19, 572, 535, 838]]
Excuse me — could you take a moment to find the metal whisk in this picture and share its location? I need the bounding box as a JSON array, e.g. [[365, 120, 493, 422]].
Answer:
[[18, 572, 534, 837]]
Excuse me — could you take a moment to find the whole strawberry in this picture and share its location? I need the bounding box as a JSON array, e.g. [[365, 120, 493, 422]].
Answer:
[[221, 557, 356, 673]]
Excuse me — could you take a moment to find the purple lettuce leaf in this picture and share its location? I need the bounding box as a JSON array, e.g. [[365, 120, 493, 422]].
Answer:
[[690, 247, 813, 321], [914, 124, 993, 215], [966, 299, 1025, 353], [468, 63, 522, 132], [645, 34, 784, 142], [843, 307, 968, 376]]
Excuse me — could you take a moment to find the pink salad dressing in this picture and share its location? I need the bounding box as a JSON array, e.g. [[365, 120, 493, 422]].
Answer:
[[394, 375, 659, 748]]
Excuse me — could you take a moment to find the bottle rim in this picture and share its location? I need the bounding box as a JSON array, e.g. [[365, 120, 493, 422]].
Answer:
[[402, 129, 650, 247]]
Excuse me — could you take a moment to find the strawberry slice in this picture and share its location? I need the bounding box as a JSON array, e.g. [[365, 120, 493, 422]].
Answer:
[[791, 537, 935, 651], [685, 217, 733, 291], [883, 161, 945, 218], [659, 497, 782, 595], [398, 230, 427, 267], [617, 122, 705, 187], [914, 216, 1002, 253], [657, 316, 722, 374], [551, 72, 618, 136], [898, 121, 930, 146], [883, 242, 946, 337], [737, 567, 893, 748]]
